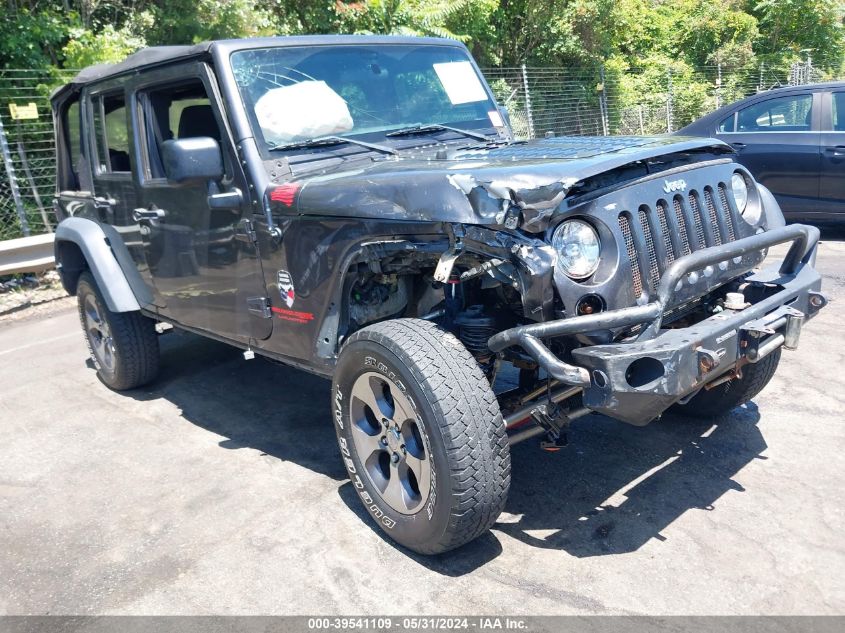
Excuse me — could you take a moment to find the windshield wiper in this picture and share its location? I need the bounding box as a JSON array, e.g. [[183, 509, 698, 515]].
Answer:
[[385, 124, 494, 142], [269, 135, 397, 155]]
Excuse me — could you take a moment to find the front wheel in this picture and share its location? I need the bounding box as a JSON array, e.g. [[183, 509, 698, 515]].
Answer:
[[332, 319, 510, 555]]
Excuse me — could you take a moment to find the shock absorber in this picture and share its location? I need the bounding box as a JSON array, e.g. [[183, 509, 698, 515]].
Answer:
[[444, 271, 463, 329]]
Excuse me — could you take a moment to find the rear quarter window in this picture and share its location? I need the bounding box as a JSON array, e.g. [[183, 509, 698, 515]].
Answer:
[[718, 113, 735, 133]]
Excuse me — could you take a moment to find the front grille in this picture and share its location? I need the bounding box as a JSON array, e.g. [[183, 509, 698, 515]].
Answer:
[[618, 181, 740, 298]]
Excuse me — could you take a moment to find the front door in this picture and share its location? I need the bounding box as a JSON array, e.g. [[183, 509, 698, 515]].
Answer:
[[722, 91, 821, 218], [132, 65, 272, 342]]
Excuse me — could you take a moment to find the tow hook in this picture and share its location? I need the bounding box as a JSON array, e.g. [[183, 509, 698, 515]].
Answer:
[[530, 403, 570, 452]]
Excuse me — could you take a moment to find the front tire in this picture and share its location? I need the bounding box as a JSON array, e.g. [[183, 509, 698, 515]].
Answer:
[[673, 348, 781, 418], [76, 271, 160, 390], [332, 318, 510, 555]]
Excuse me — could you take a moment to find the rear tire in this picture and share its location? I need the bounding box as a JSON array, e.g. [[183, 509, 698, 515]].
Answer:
[[332, 318, 510, 555], [76, 271, 159, 390], [673, 348, 781, 418]]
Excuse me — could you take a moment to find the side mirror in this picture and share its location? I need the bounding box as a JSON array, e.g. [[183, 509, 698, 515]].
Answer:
[[161, 137, 223, 184]]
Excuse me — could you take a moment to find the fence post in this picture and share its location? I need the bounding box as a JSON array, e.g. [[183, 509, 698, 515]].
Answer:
[[521, 64, 535, 139], [715, 63, 722, 109], [666, 67, 674, 134], [0, 112, 29, 237], [599, 65, 609, 136]]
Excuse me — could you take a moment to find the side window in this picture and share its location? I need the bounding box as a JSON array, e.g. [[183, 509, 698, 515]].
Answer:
[[736, 94, 813, 132], [832, 93, 845, 131], [138, 80, 223, 180], [718, 113, 735, 133], [57, 96, 82, 190], [91, 93, 130, 173]]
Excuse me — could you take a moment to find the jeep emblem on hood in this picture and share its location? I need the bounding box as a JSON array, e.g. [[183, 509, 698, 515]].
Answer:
[[663, 178, 687, 193]]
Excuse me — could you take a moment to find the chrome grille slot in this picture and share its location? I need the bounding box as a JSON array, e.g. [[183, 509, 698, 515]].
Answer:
[[638, 206, 660, 292], [655, 201, 675, 264], [672, 197, 691, 256], [618, 213, 642, 298], [688, 192, 707, 249], [704, 188, 723, 246], [718, 184, 736, 242]]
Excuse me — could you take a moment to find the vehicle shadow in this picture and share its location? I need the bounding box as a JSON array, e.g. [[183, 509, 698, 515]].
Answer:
[[496, 404, 765, 557], [125, 330, 767, 573], [818, 226, 845, 242], [127, 330, 345, 482]]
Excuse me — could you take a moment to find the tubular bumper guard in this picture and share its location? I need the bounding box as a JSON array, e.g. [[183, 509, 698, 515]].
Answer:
[[488, 224, 827, 425]]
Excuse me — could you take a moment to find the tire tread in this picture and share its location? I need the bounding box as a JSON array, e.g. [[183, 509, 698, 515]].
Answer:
[[344, 318, 510, 554], [77, 272, 159, 390]]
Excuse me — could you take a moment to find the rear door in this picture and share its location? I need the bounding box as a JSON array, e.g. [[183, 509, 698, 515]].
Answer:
[[83, 82, 160, 306], [721, 91, 821, 218], [131, 63, 272, 342], [819, 90, 845, 216]]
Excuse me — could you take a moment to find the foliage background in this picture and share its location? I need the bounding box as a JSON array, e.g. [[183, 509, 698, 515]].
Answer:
[[0, 1, 842, 240], [1, 1, 842, 75]]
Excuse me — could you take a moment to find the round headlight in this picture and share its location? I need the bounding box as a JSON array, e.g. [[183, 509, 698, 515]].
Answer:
[[731, 171, 752, 213], [552, 219, 600, 279]]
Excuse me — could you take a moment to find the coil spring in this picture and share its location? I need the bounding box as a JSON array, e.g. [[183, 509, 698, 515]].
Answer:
[[455, 305, 495, 359]]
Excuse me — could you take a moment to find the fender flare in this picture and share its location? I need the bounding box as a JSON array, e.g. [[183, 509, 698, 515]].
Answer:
[[757, 183, 786, 230], [54, 217, 146, 313]]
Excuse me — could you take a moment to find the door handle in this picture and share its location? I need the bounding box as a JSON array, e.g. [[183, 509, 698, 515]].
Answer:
[[730, 142, 746, 149], [132, 208, 166, 222], [93, 196, 116, 209], [824, 146, 845, 157]]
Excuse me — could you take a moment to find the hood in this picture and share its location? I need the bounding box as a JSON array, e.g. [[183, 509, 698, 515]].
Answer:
[[266, 135, 733, 233]]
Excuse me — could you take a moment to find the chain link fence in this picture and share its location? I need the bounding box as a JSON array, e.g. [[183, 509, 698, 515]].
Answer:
[[0, 69, 75, 242], [0, 61, 841, 241], [488, 60, 838, 141]]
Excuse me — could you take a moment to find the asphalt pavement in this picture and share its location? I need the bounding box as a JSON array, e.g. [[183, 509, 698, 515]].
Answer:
[[1, 235, 843, 615]]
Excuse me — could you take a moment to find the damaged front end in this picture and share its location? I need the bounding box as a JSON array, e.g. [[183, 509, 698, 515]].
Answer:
[[265, 135, 827, 430], [431, 148, 828, 428], [490, 223, 826, 425]]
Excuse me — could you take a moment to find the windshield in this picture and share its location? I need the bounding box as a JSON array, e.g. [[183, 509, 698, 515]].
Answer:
[[229, 44, 501, 149]]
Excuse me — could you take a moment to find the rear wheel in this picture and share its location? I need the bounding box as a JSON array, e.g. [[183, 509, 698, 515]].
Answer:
[[332, 318, 510, 554], [673, 348, 781, 418], [76, 271, 159, 390]]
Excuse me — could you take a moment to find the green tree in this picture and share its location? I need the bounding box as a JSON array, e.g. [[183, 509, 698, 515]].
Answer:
[[749, 0, 845, 70], [337, 0, 491, 41]]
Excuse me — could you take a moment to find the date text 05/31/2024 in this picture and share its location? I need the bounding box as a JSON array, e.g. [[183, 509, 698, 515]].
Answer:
[[307, 617, 529, 630]]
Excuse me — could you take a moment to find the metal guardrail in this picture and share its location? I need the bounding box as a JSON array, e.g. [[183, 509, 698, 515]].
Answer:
[[0, 232, 55, 275]]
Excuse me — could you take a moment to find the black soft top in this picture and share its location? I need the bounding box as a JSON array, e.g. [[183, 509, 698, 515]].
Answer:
[[52, 35, 465, 101]]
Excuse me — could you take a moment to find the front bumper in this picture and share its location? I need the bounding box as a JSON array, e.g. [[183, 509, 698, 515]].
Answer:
[[488, 224, 827, 425]]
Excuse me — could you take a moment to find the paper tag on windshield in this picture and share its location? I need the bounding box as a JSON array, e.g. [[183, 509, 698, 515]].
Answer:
[[433, 61, 488, 105], [488, 110, 504, 128]]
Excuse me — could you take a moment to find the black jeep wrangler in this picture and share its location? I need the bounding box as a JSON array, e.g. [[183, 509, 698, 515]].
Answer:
[[51, 36, 827, 555]]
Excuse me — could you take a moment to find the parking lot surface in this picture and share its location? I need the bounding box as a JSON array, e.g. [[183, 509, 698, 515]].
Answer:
[[1, 238, 843, 615]]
